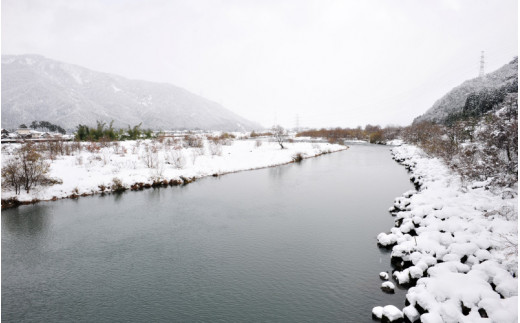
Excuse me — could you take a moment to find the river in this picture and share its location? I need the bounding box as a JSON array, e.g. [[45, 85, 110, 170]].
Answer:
[[2, 143, 413, 322]]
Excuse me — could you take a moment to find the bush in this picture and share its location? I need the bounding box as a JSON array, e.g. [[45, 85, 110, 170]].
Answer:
[[369, 130, 384, 144], [208, 142, 222, 156], [140, 144, 159, 168], [250, 131, 272, 138], [292, 153, 304, 163], [183, 134, 204, 148], [166, 149, 186, 169], [111, 177, 126, 192]]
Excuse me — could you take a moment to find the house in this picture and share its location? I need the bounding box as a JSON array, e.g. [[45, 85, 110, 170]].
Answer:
[[29, 130, 44, 139], [16, 128, 32, 137]]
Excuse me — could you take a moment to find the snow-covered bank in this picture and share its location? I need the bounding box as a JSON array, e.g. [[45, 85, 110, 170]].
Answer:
[[1, 139, 346, 207], [375, 144, 518, 323]]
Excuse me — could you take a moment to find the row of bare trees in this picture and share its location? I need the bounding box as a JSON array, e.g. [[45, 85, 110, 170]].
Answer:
[[296, 125, 402, 144]]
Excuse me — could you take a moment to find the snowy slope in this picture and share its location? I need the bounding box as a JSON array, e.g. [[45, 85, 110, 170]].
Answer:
[[414, 57, 518, 123], [1, 54, 262, 131]]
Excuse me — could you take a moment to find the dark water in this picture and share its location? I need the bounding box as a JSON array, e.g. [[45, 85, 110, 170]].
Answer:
[[2, 144, 413, 322]]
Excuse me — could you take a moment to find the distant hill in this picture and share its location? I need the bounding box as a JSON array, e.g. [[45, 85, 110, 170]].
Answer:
[[1, 54, 262, 131], [414, 57, 518, 124]]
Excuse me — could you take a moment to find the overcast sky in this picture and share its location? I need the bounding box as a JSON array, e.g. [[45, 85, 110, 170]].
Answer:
[[2, 0, 518, 128]]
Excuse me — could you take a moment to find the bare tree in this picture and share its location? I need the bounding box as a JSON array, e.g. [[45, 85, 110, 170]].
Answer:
[[166, 149, 186, 169], [2, 158, 23, 194], [272, 125, 287, 149], [1, 143, 50, 194], [140, 143, 159, 169]]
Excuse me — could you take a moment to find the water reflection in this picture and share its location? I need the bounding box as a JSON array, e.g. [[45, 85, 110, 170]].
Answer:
[[113, 191, 125, 203], [269, 163, 290, 179], [2, 204, 50, 237]]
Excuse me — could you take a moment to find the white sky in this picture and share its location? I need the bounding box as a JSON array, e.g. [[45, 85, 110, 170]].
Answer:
[[2, 0, 518, 128]]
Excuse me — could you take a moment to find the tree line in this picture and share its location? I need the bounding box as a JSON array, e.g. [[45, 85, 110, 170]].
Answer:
[[75, 121, 153, 141], [17, 121, 67, 134], [296, 125, 401, 144]]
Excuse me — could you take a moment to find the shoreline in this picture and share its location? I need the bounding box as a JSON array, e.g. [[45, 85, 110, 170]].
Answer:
[[1, 145, 348, 210], [373, 144, 518, 322]]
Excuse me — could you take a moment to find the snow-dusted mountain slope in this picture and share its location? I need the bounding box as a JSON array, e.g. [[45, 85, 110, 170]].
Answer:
[[414, 57, 518, 123], [2, 54, 261, 131]]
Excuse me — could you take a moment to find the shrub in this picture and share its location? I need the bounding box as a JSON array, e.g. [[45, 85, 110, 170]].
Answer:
[[86, 142, 101, 153], [111, 177, 126, 192], [369, 130, 384, 144], [208, 142, 222, 156], [183, 134, 204, 148], [292, 153, 304, 163], [190, 148, 205, 165], [141, 146, 159, 169], [250, 131, 272, 138], [166, 149, 186, 169]]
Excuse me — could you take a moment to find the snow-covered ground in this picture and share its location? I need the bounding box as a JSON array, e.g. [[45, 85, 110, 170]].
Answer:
[[375, 144, 518, 323], [1, 138, 346, 204]]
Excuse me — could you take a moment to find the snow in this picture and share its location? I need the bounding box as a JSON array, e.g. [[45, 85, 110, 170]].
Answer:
[[386, 139, 404, 146], [25, 57, 35, 65], [1, 138, 346, 204], [375, 144, 517, 322], [111, 84, 122, 92], [420, 313, 444, 323], [382, 305, 403, 321], [379, 272, 389, 280]]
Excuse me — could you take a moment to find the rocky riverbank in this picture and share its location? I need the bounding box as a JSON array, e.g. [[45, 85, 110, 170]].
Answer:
[[374, 144, 517, 323]]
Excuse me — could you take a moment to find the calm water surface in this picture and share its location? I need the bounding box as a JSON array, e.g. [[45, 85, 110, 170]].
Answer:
[[2, 144, 413, 322]]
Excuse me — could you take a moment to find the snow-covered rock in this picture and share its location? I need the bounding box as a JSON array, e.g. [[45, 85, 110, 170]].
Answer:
[[381, 281, 395, 293], [372, 306, 384, 319], [403, 305, 420, 323], [382, 305, 403, 322]]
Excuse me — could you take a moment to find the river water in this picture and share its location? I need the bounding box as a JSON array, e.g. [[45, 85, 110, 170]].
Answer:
[[2, 143, 413, 322]]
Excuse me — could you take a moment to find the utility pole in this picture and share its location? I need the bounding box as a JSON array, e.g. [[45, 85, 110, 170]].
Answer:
[[479, 51, 485, 78]]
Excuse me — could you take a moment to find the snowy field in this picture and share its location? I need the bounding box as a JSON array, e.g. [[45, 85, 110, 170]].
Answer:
[[375, 144, 518, 323], [1, 137, 346, 204]]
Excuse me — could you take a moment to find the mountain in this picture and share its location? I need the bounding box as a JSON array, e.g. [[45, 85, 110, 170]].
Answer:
[[1, 54, 262, 131], [414, 57, 518, 123]]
